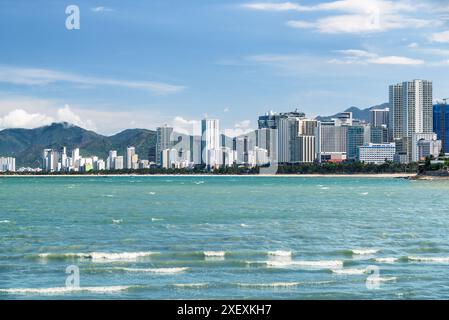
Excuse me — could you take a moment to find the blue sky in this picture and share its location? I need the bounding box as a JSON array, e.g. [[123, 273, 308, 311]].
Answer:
[[0, 0, 448, 135]]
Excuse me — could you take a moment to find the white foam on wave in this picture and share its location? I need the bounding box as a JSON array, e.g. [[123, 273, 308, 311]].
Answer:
[[112, 219, 123, 224], [148, 192, 156, 195], [375, 257, 398, 263], [0, 220, 11, 224], [332, 268, 368, 275], [151, 218, 164, 222], [194, 181, 205, 185], [203, 251, 226, 257], [268, 251, 292, 257], [408, 256, 449, 263], [360, 192, 369, 196], [237, 282, 303, 288], [267, 260, 343, 269], [118, 267, 188, 274], [38, 251, 155, 262], [352, 249, 379, 255], [173, 283, 208, 288], [240, 224, 249, 228], [367, 276, 397, 284], [320, 187, 329, 190], [0, 286, 131, 295]]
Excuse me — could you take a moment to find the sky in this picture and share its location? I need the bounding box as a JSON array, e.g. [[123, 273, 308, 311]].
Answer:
[[0, 0, 448, 136]]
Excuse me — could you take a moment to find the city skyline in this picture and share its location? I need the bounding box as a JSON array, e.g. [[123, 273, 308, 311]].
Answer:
[[0, 1, 449, 135]]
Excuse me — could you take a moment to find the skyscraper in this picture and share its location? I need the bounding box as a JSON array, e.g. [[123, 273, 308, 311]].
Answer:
[[389, 80, 433, 161], [370, 108, 390, 128], [126, 146, 136, 169], [156, 125, 174, 166], [433, 103, 449, 153], [201, 118, 220, 166]]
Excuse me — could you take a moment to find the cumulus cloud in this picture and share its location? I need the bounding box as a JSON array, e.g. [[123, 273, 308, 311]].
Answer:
[[171, 116, 201, 136], [0, 109, 54, 129], [57, 105, 96, 131], [224, 120, 254, 137], [0, 105, 96, 131]]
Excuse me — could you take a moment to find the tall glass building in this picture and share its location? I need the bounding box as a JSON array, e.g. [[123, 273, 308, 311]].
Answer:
[[433, 103, 449, 153]]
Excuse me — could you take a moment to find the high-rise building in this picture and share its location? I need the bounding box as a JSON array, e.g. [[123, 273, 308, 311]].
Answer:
[[201, 118, 220, 166], [433, 103, 449, 153], [0, 157, 16, 172], [126, 146, 136, 169], [156, 125, 174, 166], [114, 156, 124, 170], [256, 128, 277, 162], [317, 121, 348, 162], [347, 125, 370, 160], [370, 108, 390, 128], [389, 80, 433, 160], [107, 150, 117, 170]]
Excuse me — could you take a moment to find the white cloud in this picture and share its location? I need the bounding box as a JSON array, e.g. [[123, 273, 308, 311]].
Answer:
[[329, 49, 424, 65], [0, 66, 185, 95], [57, 105, 96, 131], [245, 0, 436, 34], [224, 120, 253, 137], [223, 107, 230, 112], [408, 42, 419, 48], [243, 2, 309, 11], [430, 30, 449, 43], [0, 109, 54, 129], [91, 7, 113, 13], [171, 116, 201, 136]]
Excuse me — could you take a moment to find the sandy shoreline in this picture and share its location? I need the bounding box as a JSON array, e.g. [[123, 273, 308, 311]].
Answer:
[[0, 173, 417, 178]]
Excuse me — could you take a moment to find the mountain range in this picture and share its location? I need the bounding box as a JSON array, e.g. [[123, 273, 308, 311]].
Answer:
[[315, 103, 389, 122], [0, 123, 156, 167]]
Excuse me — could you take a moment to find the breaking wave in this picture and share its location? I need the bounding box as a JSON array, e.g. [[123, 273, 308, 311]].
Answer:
[[0, 286, 131, 295]]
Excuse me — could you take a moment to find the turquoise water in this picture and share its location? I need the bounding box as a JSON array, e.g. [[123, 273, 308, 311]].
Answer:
[[1, 176, 449, 299]]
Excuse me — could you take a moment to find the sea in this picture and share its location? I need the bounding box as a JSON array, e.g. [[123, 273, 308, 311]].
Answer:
[[1, 176, 449, 300]]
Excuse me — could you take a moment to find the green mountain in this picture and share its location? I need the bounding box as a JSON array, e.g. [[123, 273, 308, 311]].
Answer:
[[0, 122, 156, 167]]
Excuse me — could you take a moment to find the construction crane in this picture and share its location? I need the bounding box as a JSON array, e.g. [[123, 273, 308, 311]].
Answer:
[[442, 98, 449, 105]]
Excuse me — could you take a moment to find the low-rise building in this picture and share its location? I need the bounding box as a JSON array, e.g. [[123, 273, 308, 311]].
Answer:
[[358, 143, 396, 164]]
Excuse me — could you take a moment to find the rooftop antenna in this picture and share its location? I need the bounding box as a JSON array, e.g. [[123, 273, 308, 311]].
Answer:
[[443, 98, 449, 105]]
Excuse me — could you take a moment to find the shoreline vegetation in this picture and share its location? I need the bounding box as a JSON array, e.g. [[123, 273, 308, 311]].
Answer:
[[0, 163, 423, 178]]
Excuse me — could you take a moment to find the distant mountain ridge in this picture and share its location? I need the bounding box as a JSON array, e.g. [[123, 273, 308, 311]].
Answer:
[[315, 103, 389, 123], [0, 122, 156, 167]]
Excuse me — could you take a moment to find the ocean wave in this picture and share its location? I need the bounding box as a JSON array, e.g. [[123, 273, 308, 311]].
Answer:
[[37, 251, 155, 261], [237, 282, 303, 288], [148, 192, 156, 195], [266, 260, 343, 269], [351, 249, 379, 255], [374, 257, 398, 263], [173, 283, 209, 288], [408, 256, 449, 263], [0, 286, 131, 295], [267, 251, 292, 257], [151, 218, 164, 222], [332, 268, 368, 275], [112, 219, 123, 224], [118, 267, 188, 274], [0, 220, 11, 224], [367, 276, 397, 284], [203, 251, 226, 257]]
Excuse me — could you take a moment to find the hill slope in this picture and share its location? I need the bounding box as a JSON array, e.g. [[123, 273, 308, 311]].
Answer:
[[0, 123, 156, 167]]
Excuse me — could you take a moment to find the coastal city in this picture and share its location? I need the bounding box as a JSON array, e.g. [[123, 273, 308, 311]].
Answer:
[[0, 79, 448, 174]]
